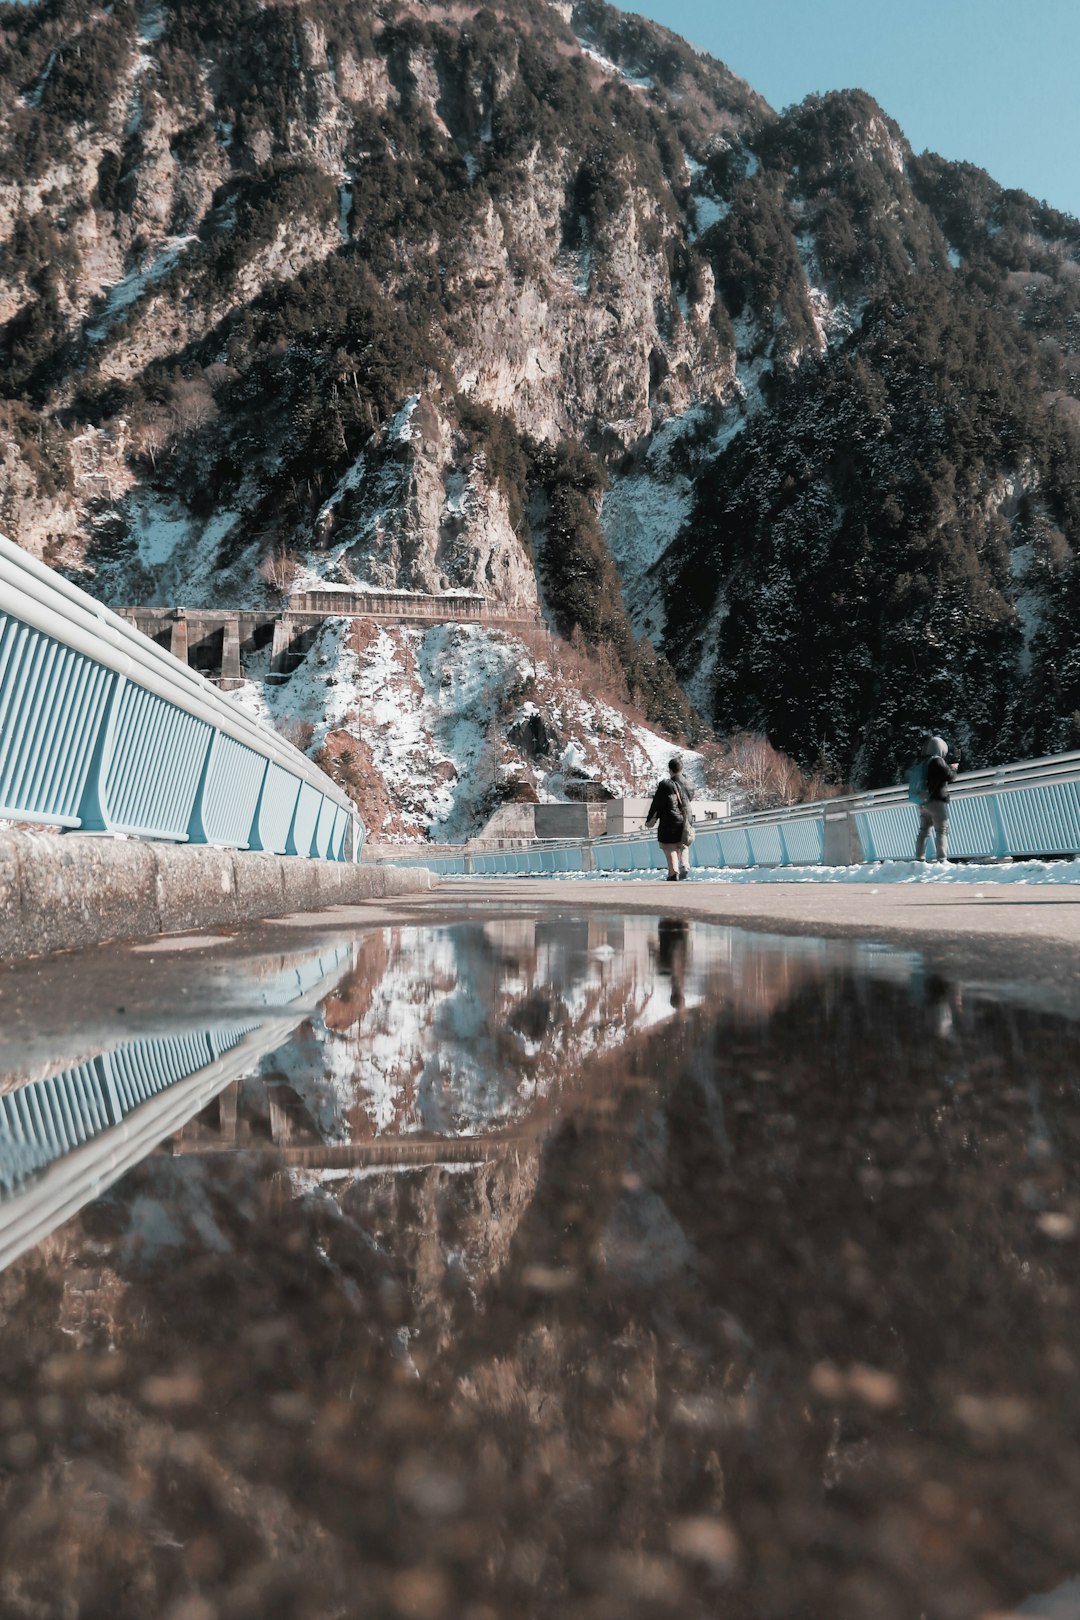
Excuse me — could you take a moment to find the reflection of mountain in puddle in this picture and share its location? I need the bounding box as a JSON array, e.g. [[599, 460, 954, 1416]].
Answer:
[[148, 922, 1078, 1361], [186, 925, 950, 1170], [261, 924, 1073, 1338], [258, 917, 760, 1150]]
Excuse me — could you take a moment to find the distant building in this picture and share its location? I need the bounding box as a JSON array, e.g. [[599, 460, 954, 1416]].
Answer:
[[604, 797, 731, 837]]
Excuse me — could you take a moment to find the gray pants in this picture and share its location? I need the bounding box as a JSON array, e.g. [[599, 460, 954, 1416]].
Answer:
[[916, 799, 948, 861], [660, 841, 689, 877]]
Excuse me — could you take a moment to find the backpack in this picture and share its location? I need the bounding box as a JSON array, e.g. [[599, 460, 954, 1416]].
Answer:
[[906, 759, 930, 804], [672, 778, 695, 845]]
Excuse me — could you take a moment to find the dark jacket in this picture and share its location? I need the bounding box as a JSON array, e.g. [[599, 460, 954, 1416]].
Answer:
[[926, 758, 957, 802], [646, 776, 693, 844]]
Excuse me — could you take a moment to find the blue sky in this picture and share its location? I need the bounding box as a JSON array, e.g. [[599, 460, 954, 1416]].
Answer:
[[613, 0, 1080, 221]]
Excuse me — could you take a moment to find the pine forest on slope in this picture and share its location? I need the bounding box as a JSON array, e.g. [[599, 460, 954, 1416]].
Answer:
[[2, 0, 1080, 829]]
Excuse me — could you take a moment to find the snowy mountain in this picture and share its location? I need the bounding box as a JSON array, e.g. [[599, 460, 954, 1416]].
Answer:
[[4, 0, 1080, 823]]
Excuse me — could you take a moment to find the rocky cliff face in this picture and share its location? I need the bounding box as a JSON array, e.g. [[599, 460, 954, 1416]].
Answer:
[[0, 0, 759, 605], [4, 0, 1080, 795]]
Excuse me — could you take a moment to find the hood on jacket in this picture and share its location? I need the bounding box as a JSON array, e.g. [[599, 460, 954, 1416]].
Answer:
[[924, 735, 948, 758]]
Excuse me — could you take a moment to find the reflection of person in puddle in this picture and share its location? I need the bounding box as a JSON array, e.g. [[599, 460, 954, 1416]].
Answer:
[[925, 972, 963, 1039], [656, 917, 690, 1008]]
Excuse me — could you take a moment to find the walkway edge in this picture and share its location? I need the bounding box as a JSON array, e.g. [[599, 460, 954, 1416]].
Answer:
[[0, 832, 440, 960]]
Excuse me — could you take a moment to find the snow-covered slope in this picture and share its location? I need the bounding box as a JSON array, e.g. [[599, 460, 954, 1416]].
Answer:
[[231, 617, 703, 841]]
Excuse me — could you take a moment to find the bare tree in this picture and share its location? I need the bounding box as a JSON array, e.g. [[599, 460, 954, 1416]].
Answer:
[[259, 544, 301, 600]]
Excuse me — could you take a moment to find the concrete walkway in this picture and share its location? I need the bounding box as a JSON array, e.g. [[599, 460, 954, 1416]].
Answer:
[[298, 874, 1080, 947]]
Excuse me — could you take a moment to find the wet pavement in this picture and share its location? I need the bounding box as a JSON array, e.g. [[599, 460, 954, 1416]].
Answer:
[[1, 909, 1080, 1618]]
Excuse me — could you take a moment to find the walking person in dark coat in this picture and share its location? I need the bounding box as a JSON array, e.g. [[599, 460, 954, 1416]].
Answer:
[[916, 735, 959, 862], [646, 757, 694, 880]]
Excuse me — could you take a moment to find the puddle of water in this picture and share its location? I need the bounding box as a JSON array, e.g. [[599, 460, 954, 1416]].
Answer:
[[0, 915, 1079, 1618]]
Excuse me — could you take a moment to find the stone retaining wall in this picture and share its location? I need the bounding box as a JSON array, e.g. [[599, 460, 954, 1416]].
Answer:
[[0, 833, 440, 960]]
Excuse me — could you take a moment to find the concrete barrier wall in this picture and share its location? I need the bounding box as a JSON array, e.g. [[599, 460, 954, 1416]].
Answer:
[[534, 804, 591, 840], [0, 833, 439, 961]]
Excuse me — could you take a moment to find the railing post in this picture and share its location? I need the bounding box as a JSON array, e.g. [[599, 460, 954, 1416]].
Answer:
[[823, 810, 862, 865], [219, 615, 242, 690], [990, 772, 1009, 858], [245, 759, 284, 853], [169, 610, 188, 666], [186, 729, 230, 846], [75, 672, 127, 832], [856, 801, 876, 863], [94, 1055, 125, 1126]]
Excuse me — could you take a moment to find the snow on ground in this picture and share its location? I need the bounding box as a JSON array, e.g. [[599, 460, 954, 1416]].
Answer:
[[600, 467, 689, 641], [299, 394, 426, 580], [693, 193, 730, 235], [138, 3, 167, 42], [794, 228, 861, 349], [337, 181, 352, 242], [731, 314, 772, 416], [86, 236, 198, 343], [600, 401, 737, 642], [574, 243, 593, 295], [517, 859, 1080, 886], [682, 149, 731, 241], [314, 448, 367, 531], [126, 498, 242, 603], [23, 47, 57, 107], [681, 588, 728, 716], [389, 394, 421, 443], [233, 617, 361, 752], [1010, 542, 1043, 673], [576, 38, 654, 90]]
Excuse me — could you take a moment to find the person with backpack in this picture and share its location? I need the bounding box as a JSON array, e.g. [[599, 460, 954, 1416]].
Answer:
[[645, 757, 695, 880], [910, 735, 959, 862]]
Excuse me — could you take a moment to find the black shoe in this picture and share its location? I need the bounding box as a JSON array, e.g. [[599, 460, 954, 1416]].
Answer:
[[678, 869, 690, 880], [666, 873, 678, 881]]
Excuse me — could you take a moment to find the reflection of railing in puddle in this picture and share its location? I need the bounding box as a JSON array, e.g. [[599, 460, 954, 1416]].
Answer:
[[0, 1026, 260, 1192], [0, 943, 357, 1274]]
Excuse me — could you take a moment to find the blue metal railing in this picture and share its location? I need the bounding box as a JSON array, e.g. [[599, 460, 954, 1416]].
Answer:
[[0, 533, 364, 859], [382, 751, 1080, 877]]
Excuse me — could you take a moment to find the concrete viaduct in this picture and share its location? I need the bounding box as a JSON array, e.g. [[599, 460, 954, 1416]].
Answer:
[[116, 589, 539, 689]]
